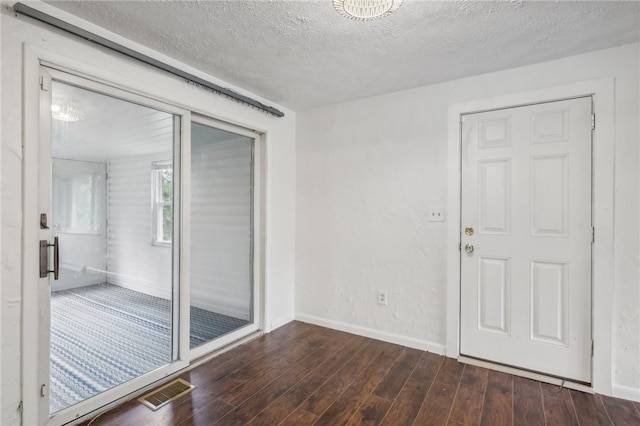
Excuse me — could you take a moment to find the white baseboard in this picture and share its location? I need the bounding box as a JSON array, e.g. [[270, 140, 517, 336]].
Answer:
[[269, 314, 295, 332], [612, 383, 640, 402], [294, 313, 446, 355]]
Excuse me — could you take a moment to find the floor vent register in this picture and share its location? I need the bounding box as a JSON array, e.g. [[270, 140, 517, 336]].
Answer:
[[138, 378, 195, 411]]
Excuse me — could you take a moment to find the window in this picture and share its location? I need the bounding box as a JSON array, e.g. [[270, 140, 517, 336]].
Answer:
[[52, 159, 105, 234], [70, 174, 97, 230], [152, 161, 173, 246]]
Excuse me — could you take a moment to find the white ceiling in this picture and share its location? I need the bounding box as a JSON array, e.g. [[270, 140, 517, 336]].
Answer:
[[42, 0, 640, 111], [51, 81, 245, 162], [52, 81, 175, 162]]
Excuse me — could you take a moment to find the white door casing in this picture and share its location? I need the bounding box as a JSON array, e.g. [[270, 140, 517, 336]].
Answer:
[[459, 97, 593, 382]]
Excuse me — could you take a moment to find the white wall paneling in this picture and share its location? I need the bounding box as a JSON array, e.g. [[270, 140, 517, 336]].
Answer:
[[107, 153, 173, 299], [478, 159, 511, 235], [530, 260, 568, 345], [530, 155, 569, 236], [477, 257, 510, 336]]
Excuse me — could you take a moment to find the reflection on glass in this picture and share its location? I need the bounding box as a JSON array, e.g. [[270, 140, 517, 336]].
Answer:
[[49, 81, 177, 413], [189, 122, 253, 348]]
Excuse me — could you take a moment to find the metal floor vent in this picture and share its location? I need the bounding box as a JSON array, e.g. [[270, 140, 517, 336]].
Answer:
[[138, 378, 195, 411]]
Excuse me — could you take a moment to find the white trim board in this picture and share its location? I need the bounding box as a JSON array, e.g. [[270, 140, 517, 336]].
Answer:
[[295, 313, 446, 355], [446, 79, 615, 396], [612, 384, 640, 403], [270, 314, 295, 331]]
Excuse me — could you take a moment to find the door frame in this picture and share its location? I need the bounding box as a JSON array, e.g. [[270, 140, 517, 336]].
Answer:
[[22, 44, 268, 425], [446, 79, 615, 396]]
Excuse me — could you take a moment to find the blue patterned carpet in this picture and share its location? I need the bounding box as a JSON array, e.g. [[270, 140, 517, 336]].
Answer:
[[51, 283, 249, 413]]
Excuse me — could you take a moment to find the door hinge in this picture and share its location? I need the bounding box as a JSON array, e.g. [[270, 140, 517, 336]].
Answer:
[[592, 227, 595, 243], [40, 384, 46, 398], [591, 113, 595, 130], [591, 340, 594, 357], [39, 76, 50, 91]]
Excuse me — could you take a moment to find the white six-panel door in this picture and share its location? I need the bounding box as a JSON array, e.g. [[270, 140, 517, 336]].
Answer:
[[460, 97, 593, 382]]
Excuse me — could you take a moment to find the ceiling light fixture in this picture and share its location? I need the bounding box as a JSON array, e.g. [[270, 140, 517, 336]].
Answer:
[[333, 0, 403, 21], [51, 101, 82, 122]]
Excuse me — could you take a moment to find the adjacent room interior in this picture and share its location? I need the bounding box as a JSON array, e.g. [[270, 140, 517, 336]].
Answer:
[[49, 81, 252, 412]]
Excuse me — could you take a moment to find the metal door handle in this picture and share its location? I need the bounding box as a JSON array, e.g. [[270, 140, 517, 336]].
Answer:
[[40, 236, 59, 280], [464, 243, 474, 254]]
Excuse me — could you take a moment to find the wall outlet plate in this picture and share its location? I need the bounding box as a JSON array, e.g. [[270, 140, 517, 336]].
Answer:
[[377, 290, 388, 305], [428, 207, 445, 222]]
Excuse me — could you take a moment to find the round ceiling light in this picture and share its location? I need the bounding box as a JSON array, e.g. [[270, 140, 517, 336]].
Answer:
[[51, 100, 82, 122], [333, 0, 404, 21]]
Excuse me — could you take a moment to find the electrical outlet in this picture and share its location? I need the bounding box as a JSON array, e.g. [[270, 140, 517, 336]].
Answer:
[[428, 207, 445, 222], [377, 290, 388, 305]]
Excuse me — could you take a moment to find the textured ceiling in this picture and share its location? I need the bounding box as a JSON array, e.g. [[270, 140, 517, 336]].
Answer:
[[42, 1, 640, 110]]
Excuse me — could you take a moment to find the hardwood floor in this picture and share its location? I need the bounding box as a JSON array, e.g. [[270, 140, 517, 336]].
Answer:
[[81, 322, 640, 426]]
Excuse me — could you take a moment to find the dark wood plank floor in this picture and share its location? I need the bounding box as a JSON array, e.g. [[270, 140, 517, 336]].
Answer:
[[82, 322, 640, 426]]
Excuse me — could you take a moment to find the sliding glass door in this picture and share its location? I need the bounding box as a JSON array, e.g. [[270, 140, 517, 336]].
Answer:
[[29, 67, 262, 425], [189, 120, 257, 353], [46, 78, 184, 417]]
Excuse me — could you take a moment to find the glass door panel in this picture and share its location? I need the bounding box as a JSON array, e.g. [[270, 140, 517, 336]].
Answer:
[[190, 122, 254, 348], [49, 81, 178, 413]]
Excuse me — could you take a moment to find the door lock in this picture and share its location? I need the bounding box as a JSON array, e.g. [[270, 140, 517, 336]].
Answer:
[[465, 226, 474, 236], [40, 237, 59, 280], [40, 213, 49, 229]]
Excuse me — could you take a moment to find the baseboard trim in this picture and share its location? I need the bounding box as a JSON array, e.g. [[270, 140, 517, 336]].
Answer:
[[458, 356, 594, 394], [270, 315, 295, 331], [612, 383, 640, 402], [294, 313, 446, 355]]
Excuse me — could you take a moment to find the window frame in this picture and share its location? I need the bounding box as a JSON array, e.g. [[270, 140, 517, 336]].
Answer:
[[152, 160, 173, 247]]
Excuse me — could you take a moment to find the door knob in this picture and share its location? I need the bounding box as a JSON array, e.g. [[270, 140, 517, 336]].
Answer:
[[464, 243, 474, 254], [465, 227, 474, 236]]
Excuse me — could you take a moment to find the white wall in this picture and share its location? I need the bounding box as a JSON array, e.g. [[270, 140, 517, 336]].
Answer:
[[296, 43, 639, 398], [107, 153, 173, 299], [1, 9, 296, 425]]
